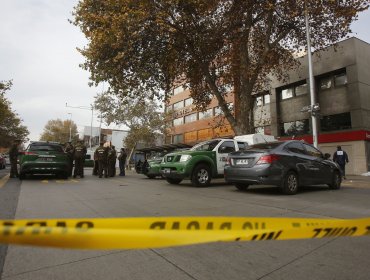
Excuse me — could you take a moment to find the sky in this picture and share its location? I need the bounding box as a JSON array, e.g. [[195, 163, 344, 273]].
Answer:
[[1, 1, 370, 142]]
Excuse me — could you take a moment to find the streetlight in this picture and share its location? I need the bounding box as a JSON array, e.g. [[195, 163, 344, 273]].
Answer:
[[66, 103, 94, 150], [304, 2, 319, 148], [67, 112, 72, 142]]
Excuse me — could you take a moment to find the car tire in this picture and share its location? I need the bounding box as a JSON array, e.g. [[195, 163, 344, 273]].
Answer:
[[281, 171, 299, 195], [191, 164, 211, 187], [328, 171, 341, 190], [19, 173, 25, 180], [235, 183, 249, 191], [166, 178, 182, 185]]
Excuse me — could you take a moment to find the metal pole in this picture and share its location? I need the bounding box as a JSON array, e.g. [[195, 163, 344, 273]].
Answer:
[[90, 105, 93, 150], [68, 113, 72, 142], [98, 114, 102, 144], [305, 4, 318, 148]]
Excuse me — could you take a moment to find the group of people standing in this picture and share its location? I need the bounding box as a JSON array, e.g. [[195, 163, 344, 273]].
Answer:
[[65, 141, 128, 179], [92, 142, 127, 178], [64, 140, 87, 178]]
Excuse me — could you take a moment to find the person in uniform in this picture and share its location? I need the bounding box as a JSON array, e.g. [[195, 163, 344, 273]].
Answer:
[[108, 145, 117, 177], [73, 140, 87, 178], [333, 145, 349, 179], [92, 150, 99, 176], [118, 148, 127, 176], [9, 139, 21, 178], [95, 142, 108, 178], [64, 141, 74, 177]]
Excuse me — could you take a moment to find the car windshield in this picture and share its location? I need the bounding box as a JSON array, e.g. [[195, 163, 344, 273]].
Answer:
[[28, 144, 64, 153], [191, 140, 221, 151], [247, 142, 282, 150]]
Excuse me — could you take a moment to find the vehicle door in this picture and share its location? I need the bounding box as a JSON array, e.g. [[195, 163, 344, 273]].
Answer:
[[284, 142, 313, 185], [216, 140, 236, 175], [302, 143, 332, 184]]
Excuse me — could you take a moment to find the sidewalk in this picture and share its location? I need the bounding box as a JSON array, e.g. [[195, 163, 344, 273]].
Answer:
[[342, 174, 370, 188]]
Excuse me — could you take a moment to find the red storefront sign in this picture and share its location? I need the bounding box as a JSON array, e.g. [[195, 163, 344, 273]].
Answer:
[[279, 130, 370, 144]]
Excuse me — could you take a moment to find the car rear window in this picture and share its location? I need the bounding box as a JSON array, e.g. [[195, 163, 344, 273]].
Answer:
[[247, 142, 282, 150], [28, 144, 64, 153]]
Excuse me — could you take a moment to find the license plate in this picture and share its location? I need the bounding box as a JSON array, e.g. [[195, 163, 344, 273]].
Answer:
[[236, 159, 249, 165], [164, 168, 171, 173], [40, 158, 53, 162]]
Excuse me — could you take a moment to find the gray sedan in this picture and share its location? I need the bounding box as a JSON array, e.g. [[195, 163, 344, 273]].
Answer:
[[224, 140, 342, 195]]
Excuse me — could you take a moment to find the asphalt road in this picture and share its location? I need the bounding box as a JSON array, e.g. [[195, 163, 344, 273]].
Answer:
[[0, 169, 370, 280]]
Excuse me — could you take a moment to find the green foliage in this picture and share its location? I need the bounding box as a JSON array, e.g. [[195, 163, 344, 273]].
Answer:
[[73, 0, 369, 135], [0, 80, 29, 147], [94, 93, 167, 151], [40, 119, 79, 144]]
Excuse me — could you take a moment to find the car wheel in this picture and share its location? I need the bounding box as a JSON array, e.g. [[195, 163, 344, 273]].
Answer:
[[235, 183, 249, 191], [281, 171, 299, 195], [166, 178, 182, 185], [328, 171, 341, 190], [191, 164, 211, 187]]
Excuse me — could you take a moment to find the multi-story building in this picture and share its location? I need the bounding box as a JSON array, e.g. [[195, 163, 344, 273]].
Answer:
[[165, 37, 370, 175]]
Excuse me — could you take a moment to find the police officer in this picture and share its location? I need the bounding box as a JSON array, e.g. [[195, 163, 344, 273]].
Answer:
[[9, 139, 21, 178], [92, 150, 99, 176], [64, 141, 74, 177], [118, 148, 127, 176], [73, 140, 87, 178], [333, 146, 349, 179], [95, 142, 108, 178], [108, 145, 117, 177]]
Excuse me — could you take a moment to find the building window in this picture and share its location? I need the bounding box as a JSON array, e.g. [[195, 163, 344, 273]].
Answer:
[[184, 113, 197, 123], [319, 76, 332, 90], [184, 97, 193, 107], [318, 69, 347, 90], [295, 83, 307, 96], [280, 119, 309, 136], [320, 112, 351, 132], [280, 81, 307, 100], [173, 134, 183, 144], [281, 88, 294, 100], [264, 94, 271, 104], [173, 101, 184, 110], [255, 93, 271, 106], [334, 73, 347, 87], [173, 117, 184, 126], [199, 108, 213, 120], [255, 96, 263, 107], [173, 85, 184, 95]]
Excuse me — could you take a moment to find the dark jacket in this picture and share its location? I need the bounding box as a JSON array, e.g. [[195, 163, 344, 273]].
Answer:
[[333, 150, 349, 165]]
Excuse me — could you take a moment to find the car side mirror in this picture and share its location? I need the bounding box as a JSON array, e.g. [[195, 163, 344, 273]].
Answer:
[[324, 153, 331, 160]]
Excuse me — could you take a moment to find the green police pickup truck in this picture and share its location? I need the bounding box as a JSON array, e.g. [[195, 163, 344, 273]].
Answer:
[[160, 138, 249, 187]]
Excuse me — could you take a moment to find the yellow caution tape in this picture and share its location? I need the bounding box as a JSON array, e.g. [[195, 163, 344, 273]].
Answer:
[[0, 217, 369, 249]]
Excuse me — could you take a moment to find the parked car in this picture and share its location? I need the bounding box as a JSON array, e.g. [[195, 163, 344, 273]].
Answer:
[[0, 154, 6, 169], [224, 140, 342, 195], [3, 154, 10, 165], [18, 141, 71, 179], [161, 138, 249, 187], [136, 144, 192, 179]]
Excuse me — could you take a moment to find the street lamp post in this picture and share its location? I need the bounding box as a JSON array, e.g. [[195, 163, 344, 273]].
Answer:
[[66, 103, 94, 150], [304, 3, 319, 148], [68, 113, 72, 142]]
